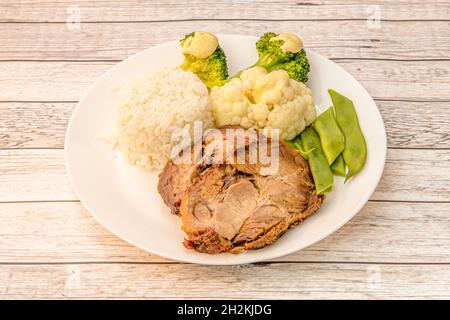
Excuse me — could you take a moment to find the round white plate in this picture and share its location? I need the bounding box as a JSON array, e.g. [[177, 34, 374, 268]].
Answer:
[[65, 35, 387, 265]]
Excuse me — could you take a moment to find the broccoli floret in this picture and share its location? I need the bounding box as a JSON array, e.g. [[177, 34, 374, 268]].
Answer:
[[179, 33, 228, 89], [274, 49, 310, 83], [254, 32, 295, 69], [179, 32, 195, 47], [247, 32, 310, 83], [255, 32, 278, 55]]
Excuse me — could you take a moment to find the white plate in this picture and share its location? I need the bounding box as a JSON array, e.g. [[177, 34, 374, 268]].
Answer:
[[65, 35, 387, 265]]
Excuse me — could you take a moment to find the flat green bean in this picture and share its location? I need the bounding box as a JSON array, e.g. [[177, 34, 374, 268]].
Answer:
[[291, 135, 312, 159], [292, 135, 303, 152], [330, 154, 346, 177], [328, 89, 367, 181], [300, 127, 333, 194], [284, 139, 296, 149], [313, 107, 345, 165]]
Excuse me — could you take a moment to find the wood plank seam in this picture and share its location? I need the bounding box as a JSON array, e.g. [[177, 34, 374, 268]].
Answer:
[[1, 19, 449, 24], [0, 261, 450, 266]]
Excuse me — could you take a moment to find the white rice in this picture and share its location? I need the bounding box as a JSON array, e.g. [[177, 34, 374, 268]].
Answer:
[[116, 67, 213, 170]]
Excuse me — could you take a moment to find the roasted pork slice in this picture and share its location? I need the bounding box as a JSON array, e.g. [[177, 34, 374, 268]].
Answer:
[[157, 126, 324, 253], [158, 161, 201, 215], [157, 126, 255, 215]]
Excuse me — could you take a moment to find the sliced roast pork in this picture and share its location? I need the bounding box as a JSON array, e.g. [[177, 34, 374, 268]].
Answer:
[[157, 126, 323, 254]]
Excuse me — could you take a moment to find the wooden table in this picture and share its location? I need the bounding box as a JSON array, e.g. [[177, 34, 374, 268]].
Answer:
[[1, 0, 449, 299]]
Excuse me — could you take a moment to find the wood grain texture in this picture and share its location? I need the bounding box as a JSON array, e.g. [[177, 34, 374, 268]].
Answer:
[[1, 60, 449, 102], [0, 201, 449, 264], [1, 20, 449, 60], [0, 102, 73, 148], [1, 263, 450, 299], [1, 149, 449, 203], [0, 149, 77, 202], [375, 149, 450, 202], [1, 0, 449, 22], [2, 101, 449, 149], [1, 0, 449, 300]]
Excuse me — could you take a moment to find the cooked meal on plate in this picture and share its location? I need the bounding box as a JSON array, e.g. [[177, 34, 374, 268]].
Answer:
[[111, 31, 367, 254]]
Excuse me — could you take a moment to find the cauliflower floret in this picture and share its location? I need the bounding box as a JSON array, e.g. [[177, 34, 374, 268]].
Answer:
[[210, 66, 316, 140]]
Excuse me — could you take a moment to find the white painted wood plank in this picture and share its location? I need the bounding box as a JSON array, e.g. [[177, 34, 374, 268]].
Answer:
[[0, 102, 73, 148], [0, 201, 449, 264], [0, 149, 449, 202], [1, 263, 449, 299], [1, 0, 448, 22], [379, 101, 450, 149], [2, 101, 449, 149], [1, 61, 448, 101], [1, 20, 449, 60], [0, 149, 77, 202], [0, 0, 448, 301], [373, 149, 450, 202]]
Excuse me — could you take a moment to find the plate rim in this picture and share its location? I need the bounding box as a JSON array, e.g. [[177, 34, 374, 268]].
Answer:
[[65, 34, 387, 265]]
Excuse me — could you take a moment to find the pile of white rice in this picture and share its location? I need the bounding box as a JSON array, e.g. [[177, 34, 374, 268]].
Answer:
[[115, 67, 213, 170]]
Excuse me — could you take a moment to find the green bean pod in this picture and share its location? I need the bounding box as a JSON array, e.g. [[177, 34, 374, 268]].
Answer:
[[292, 135, 313, 159], [313, 107, 345, 165], [300, 127, 333, 194], [328, 89, 367, 181], [286, 137, 315, 159], [330, 154, 346, 177], [284, 139, 297, 149]]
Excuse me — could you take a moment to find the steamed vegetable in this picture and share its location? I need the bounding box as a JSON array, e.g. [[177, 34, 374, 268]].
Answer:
[[330, 154, 346, 177], [210, 66, 316, 140], [292, 135, 314, 159], [328, 89, 367, 181], [254, 32, 310, 83], [179, 32, 228, 88], [284, 139, 297, 149], [313, 107, 345, 165], [180, 31, 309, 89], [300, 127, 334, 194], [231, 32, 310, 83]]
